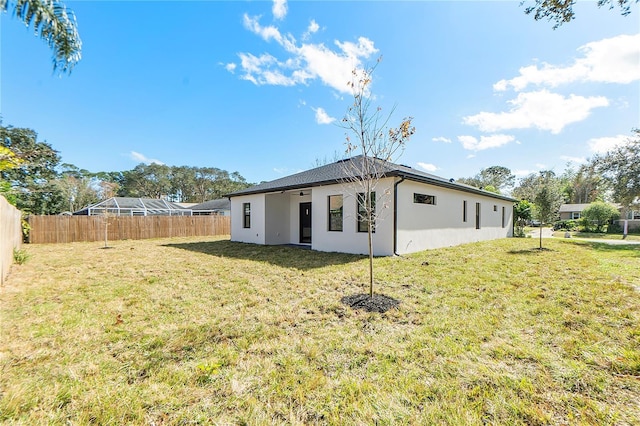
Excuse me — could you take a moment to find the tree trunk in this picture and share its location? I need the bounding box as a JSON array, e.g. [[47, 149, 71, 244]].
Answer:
[[539, 224, 543, 249], [368, 220, 374, 297]]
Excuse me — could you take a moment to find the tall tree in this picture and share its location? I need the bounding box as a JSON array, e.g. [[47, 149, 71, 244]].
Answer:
[[523, 0, 637, 29], [119, 163, 172, 199], [457, 166, 515, 194], [1, 0, 82, 73], [592, 129, 640, 237], [0, 124, 64, 214], [0, 145, 22, 204], [169, 166, 197, 203], [533, 171, 564, 249], [54, 164, 99, 211], [560, 164, 604, 204], [340, 61, 415, 298], [514, 199, 533, 237], [513, 170, 564, 204]]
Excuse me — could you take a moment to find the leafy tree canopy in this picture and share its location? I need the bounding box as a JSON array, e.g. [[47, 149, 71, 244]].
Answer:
[[457, 166, 515, 194], [1, 0, 82, 73], [592, 129, 640, 214], [1, 123, 63, 214], [581, 201, 620, 232], [523, 0, 637, 29]]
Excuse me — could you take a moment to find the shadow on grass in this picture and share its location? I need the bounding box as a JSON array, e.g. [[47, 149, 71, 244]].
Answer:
[[564, 240, 640, 256], [508, 247, 555, 255], [164, 239, 364, 270]]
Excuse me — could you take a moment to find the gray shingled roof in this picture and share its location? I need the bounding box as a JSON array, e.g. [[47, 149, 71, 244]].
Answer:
[[558, 203, 591, 213], [191, 198, 231, 211], [228, 156, 516, 202]]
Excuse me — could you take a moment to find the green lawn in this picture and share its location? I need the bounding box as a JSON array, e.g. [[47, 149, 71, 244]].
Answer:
[[560, 231, 640, 241], [1, 236, 639, 425]]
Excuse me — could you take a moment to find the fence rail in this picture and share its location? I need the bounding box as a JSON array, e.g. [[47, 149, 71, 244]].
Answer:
[[27, 215, 230, 244], [1, 196, 22, 284]]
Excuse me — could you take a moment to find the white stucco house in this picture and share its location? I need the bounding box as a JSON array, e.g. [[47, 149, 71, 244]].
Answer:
[[228, 156, 516, 256]]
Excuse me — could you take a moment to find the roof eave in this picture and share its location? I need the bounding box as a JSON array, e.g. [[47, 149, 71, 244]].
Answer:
[[396, 171, 517, 202]]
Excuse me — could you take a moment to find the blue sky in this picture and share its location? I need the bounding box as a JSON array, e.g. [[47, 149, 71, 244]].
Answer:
[[1, 1, 638, 185]]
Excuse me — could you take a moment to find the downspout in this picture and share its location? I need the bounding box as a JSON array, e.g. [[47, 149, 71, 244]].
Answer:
[[393, 176, 405, 256]]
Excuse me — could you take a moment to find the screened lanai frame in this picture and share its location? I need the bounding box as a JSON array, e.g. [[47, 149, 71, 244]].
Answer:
[[77, 197, 192, 216]]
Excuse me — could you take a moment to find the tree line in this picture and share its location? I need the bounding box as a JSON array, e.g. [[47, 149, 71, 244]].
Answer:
[[456, 129, 640, 239], [0, 123, 252, 215]]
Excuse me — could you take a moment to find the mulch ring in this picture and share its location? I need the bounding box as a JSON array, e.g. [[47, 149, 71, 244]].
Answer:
[[340, 293, 400, 313]]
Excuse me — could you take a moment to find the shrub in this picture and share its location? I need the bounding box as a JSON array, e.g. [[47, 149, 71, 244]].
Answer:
[[553, 220, 578, 231], [582, 202, 620, 232], [606, 223, 622, 234], [13, 248, 30, 265]]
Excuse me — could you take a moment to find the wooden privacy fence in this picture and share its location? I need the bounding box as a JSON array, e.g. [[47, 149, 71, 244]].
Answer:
[[27, 215, 231, 244], [1, 195, 22, 285]]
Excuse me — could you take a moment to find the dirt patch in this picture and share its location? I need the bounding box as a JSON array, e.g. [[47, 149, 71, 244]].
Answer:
[[340, 293, 400, 313]]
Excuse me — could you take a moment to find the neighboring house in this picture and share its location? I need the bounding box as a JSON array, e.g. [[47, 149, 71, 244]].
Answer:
[[617, 207, 640, 232], [228, 156, 515, 256], [191, 198, 231, 216], [558, 203, 590, 220], [74, 197, 192, 216]]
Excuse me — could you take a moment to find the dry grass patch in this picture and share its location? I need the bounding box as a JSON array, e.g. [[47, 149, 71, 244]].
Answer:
[[1, 236, 639, 424]]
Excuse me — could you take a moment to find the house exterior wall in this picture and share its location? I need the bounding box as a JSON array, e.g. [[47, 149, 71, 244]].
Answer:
[[265, 193, 291, 245], [230, 194, 266, 245], [559, 211, 581, 220], [230, 178, 514, 255], [616, 219, 640, 231], [311, 178, 395, 256], [396, 180, 513, 254]]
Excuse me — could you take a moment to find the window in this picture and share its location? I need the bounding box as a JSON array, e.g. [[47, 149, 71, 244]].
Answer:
[[475, 202, 481, 229], [243, 202, 251, 228], [357, 192, 376, 233], [328, 195, 343, 231], [414, 193, 436, 205], [463, 200, 467, 222], [502, 206, 506, 228], [571, 212, 581, 220]]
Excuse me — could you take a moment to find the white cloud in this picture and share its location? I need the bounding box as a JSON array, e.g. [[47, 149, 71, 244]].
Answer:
[[243, 14, 288, 45], [466, 154, 476, 159], [272, 0, 287, 20], [432, 136, 452, 143], [225, 63, 237, 73], [312, 107, 336, 124], [535, 163, 547, 169], [588, 134, 629, 154], [233, 14, 378, 93], [417, 162, 438, 172], [513, 169, 533, 177], [464, 90, 609, 134], [457, 134, 515, 151], [130, 151, 164, 165], [303, 20, 320, 41], [560, 155, 586, 164], [494, 34, 640, 92]]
